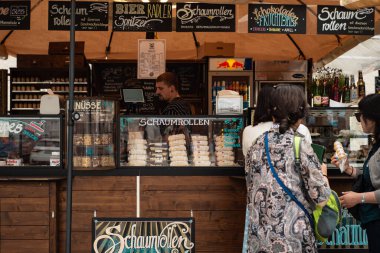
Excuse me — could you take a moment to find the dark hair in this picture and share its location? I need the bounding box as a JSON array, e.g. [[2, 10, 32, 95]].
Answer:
[[156, 72, 179, 91], [253, 85, 273, 126], [270, 84, 307, 134], [358, 93, 380, 143]]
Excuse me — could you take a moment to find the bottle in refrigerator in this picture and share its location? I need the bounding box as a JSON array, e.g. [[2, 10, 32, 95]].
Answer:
[[332, 76, 340, 102], [321, 80, 329, 107], [343, 76, 351, 103]]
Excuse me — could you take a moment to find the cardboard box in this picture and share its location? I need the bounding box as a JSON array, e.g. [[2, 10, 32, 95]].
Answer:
[[197, 42, 234, 58]]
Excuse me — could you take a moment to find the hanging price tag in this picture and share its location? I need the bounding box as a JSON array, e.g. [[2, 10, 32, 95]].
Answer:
[[0, 121, 10, 138]]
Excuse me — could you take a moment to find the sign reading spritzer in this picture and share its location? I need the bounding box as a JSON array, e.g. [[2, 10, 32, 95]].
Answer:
[[92, 218, 195, 253], [248, 4, 306, 34]]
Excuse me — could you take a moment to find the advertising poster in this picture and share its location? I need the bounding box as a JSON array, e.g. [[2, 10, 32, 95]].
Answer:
[[138, 39, 166, 80]]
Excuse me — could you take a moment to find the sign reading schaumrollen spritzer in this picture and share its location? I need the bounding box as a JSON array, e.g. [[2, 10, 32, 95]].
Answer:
[[92, 218, 195, 253]]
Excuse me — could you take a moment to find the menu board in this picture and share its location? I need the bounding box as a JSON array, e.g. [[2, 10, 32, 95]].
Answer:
[[113, 2, 172, 32], [0, 1, 30, 30], [138, 39, 166, 79], [48, 1, 109, 31], [317, 6, 375, 35], [92, 62, 157, 114], [166, 61, 205, 95], [176, 3, 235, 32], [248, 4, 306, 34]]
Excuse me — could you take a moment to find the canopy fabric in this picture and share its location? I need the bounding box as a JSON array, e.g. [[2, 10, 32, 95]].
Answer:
[[0, 0, 379, 65]]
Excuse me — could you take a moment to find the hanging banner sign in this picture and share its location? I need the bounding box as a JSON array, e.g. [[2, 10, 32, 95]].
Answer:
[[48, 1, 109, 31], [176, 3, 235, 32], [317, 6, 374, 35], [0, 1, 30, 30], [248, 4, 306, 34], [113, 3, 172, 32], [92, 218, 195, 253]]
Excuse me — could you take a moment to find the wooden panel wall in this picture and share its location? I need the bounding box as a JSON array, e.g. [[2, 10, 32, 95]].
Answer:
[[0, 181, 56, 253], [57, 176, 246, 253]]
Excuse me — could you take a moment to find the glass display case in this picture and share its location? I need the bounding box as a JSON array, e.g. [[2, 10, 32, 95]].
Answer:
[[119, 115, 244, 167], [70, 98, 117, 169], [0, 116, 63, 167], [306, 108, 369, 171]]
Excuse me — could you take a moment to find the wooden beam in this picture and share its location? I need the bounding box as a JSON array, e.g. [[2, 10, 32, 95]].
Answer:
[[341, 0, 380, 9]]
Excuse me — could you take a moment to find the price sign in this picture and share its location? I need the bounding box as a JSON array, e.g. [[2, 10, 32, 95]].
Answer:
[[0, 121, 9, 137]]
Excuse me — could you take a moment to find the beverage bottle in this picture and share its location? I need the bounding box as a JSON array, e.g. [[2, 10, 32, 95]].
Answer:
[[343, 76, 351, 103], [221, 80, 226, 90], [243, 82, 248, 102], [357, 70, 365, 98], [332, 76, 340, 102], [236, 81, 240, 93], [350, 75, 358, 102], [313, 79, 322, 107], [321, 80, 329, 107]]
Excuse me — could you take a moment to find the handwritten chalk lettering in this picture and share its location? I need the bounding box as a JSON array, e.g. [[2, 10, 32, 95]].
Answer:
[[74, 100, 102, 111], [114, 3, 144, 15], [89, 3, 108, 13], [253, 7, 298, 27], [53, 16, 70, 26], [50, 4, 88, 16], [8, 122, 23, 134], [0, 7, 9, 15], [10, 6, 27, 16], [318, 7, 372, 21], [322, 21, 346, 31], [148, 3, 171, 19], [177, 4, 233, 24], [114, 16, 163, 30]]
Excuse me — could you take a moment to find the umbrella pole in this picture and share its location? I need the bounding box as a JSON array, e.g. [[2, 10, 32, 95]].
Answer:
[[66, 0, 76, 252]]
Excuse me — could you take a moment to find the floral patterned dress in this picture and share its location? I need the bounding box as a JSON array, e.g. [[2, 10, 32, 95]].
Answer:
[[245, 127, 331, 253]]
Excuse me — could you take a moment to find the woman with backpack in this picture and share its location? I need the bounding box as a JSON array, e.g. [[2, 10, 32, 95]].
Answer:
[[332, 93, 380, 253], [245, 84, 331, 253]]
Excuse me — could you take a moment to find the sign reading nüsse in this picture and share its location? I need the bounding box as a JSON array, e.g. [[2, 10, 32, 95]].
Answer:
[[48, 1, 109, 31], [113, 3, 172, 32], [92, 218, 195, 253], [317, 6, 374, 35], [176, 3, 235, 32], [248, 4, 306, 34], [0, 1, 30, 30]]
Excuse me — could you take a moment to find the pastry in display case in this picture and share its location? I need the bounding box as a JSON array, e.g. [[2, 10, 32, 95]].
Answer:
[[119, 116, 244, 167], [69, 98, 117, 169], [306, 108, 370, 170], [0, 116, 63, 167]]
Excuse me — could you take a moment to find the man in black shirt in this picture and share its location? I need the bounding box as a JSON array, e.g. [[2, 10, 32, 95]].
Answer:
[[156, 72, 192, 115]]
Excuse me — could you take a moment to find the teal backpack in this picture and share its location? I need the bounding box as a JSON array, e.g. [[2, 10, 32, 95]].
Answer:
[[264, 132, 342, 242], [294, 135, 342, 242]]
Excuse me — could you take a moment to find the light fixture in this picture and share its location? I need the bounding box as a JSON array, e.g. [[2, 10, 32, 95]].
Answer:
[[160, 0, 168, 2], [142, 0, 150, 2], [0, 44, 7, 60]]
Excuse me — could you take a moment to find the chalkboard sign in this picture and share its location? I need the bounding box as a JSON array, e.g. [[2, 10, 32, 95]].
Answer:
[[317, 6, 374, 35], [248, 4, 306, 34], [92, 62, 158, 114], [112, 2, 172, 32], [176, 3, 235, 32], [48, 1, 109, 31], [166, 61, 206, 95], [0, 1, 30, 30]]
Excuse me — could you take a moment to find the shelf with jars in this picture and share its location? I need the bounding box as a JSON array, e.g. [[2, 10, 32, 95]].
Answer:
[[10, 68, 90, 113], [306, 107, 370, 175]]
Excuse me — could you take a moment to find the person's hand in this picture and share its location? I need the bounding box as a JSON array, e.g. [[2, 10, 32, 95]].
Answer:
[[331, 155, 351, 174], [330, 155, 340, 169], [339, 191, 361, 208], [321, 163, 327, 176]]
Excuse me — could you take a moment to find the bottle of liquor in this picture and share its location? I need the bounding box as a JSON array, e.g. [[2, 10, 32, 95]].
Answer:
[[321, 79, 329, 107], [313, 79, 322, 107], [343, 75, 351, 103], [332, 76, 340, 102], [350, 75, 358, 102], [357, 70, 366, 98]]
